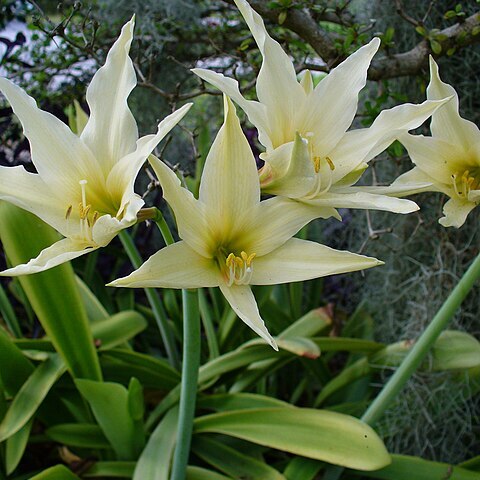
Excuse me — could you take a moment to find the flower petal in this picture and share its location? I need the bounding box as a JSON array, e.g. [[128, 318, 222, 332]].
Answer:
[[309, 190, 419, 214], [428, 57, 480, 148], [260, 135, 316, 198], [218, 282, 277, 350], [299, 38, 380, 155], [108, 241, 219, 289], [0, 166, 70, 237], [439, 198, 476, 228], [400, 134, 464, 185], [199, 96, 260, 235], [233, 0, 304, 147], [330, 98, 450, 184], [0, 238, 97, 276], [148, 155, 211, 257], [239, 196, 338, 257], [91, 195, 144, 247], [81, 18, 139, 173], [251, 237, 382, 285], [0, 77, 104, 198], [191, 68, 272, 151], [106, 103, 192, 209]]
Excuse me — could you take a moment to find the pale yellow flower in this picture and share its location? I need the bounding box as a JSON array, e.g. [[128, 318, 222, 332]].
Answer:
[[394, 57, 480, 227], [109, 96, 383, 349], [0, 18, 191, 275], [193, 0, 447, 217]]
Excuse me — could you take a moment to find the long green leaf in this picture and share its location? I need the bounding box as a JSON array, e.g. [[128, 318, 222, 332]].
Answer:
[[30, 465, 81, 479], [134, 406, 178, 480], [351, 454, 480, 480], [197, 393, 290, 412], [0, 203, 101, 380], [45, 423, 110, 449], [192, 435, 285, 480], [75, 379, 144, 460], [101, 349, 179, 391], [84, 462, 135, 478], [0, 328, 34, 395], [283, 457, 322, 480], [90, 311, 147, 350], [186, 466, 232, 480], [0, 354, 66, 442], [194, 408, 390, 471], [5, 419, 33, 474]]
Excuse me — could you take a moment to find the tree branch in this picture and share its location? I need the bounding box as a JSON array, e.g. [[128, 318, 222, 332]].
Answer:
[[369, 11, 480, 80]]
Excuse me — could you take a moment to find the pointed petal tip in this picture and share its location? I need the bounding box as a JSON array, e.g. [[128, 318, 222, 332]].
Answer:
[[270, 337, 279, 351]]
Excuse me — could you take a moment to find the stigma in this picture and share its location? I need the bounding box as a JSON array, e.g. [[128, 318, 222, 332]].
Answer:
[[225, 251, 256, 286], [64, 179, 100, 242], [451, 168, 480, 199]]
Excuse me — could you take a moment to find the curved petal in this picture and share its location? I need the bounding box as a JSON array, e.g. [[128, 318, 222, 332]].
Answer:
[[233, 0, 304, 147], [251, 237, 382, 285], [428, 57, 480, 149], [218, 281, 277, 350], [328, 98, 450, 184], [192, 68, 272, 150], [0, 78, 104, 198], [106, 103, 192, 207], [0, 166, 71, 237], [149, 155, 212, 257], [239, 196, 338, 257], [400, 134, 464, 185], [309, 191, 419, 213], [299, 38, 380, 155], [108, 241, 219, 289], [439, 198, 476, 228], [91, 195, 143, 247], [261, 135, 316, 198], [199, 96, 260, 236], [81, 18, 139, 172], [0, 238, 97, 276]]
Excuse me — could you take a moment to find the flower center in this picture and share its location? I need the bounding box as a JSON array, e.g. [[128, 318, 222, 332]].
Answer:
[[451, 168, 480, 199], [65, 180, 101, 242], [224, 251, 256, 286]]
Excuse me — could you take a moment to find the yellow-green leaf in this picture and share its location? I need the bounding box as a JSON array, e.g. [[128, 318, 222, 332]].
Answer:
[[194, 407, 390, 470]]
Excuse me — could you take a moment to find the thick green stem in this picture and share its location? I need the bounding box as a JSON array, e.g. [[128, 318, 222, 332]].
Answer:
[[170, 289, 200, 480], [118, 230, 179, 369], [324, 252, 480, 480], [362, 251, 480, 426], [153, 208, 175, 246]]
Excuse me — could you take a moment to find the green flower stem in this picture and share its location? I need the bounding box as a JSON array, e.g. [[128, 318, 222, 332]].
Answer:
[[362, 251, 480, 426], [170, 288, 200, 480], [153, 208, 175, 246], [118, 230, 179, 369], [324, 251, 480, 480]]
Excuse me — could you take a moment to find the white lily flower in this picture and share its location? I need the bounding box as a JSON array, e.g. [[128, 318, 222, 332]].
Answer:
[[109, 96, 383, 349], [0, 18, 191, 275], [192, 0, 448, 217], [393, 57, 480, 228]]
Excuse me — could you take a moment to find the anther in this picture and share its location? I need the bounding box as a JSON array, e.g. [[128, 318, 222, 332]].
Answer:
[[325, 156, 335, 170], [65, 204, 73, 220]]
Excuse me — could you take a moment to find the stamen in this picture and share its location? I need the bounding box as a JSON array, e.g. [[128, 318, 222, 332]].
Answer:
[[79, 180, 88, 208], [451, 168, 480, 199], [65, 205, 73, 220], [313, 157, 321, 174], [325, 156, 335, 171], [224, 251, 256, 286]]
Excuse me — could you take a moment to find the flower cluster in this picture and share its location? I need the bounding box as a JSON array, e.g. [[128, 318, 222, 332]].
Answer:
[[0, 1, 475, 347]]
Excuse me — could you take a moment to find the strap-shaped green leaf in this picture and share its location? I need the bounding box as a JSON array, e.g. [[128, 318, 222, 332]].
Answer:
[[30, 465, 80, 479], [194, 407, 390, 471], [192, 435, 286, 479], [45, 423, 110, 449], [0, 203, 101, 380], [0, 354, 66, 442], [351, 454, 480, 480], [75, 379, 145, 460], [133, 406, 178, 480]]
